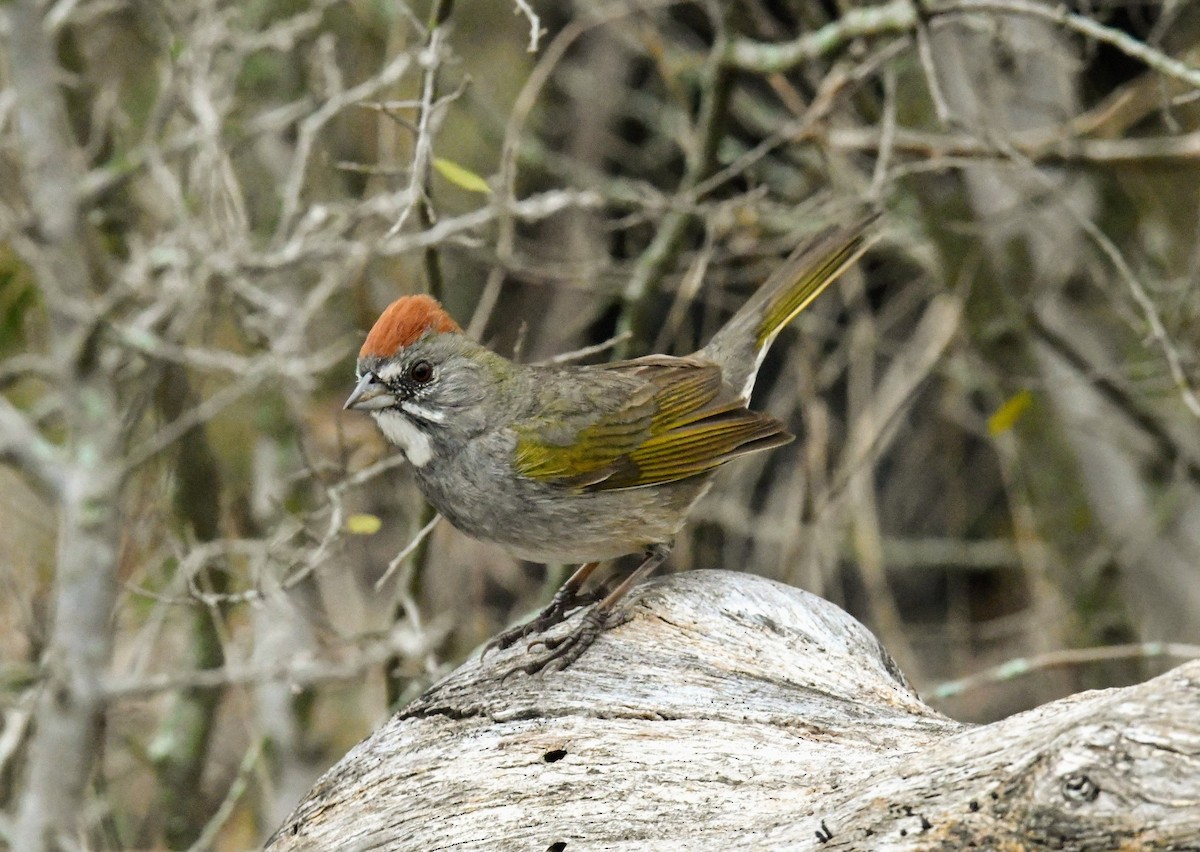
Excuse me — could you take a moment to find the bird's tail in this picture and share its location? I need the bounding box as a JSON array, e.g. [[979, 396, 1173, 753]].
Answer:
[[700, 213, 880, 399]]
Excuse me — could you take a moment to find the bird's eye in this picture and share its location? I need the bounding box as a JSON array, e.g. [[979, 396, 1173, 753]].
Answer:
[[408, 360, 434, 384]]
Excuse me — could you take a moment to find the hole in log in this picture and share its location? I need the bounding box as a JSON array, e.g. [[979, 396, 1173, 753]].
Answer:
[[543, 748, 568, 763]]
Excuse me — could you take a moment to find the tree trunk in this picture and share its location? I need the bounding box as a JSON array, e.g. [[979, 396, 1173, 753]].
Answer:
[[268, 571, 1200, 851]]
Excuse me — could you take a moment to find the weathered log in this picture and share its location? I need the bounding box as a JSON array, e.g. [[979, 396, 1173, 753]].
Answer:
[[268, 570, 1200, 851]]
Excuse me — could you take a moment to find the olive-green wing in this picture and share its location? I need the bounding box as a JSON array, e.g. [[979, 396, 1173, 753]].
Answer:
[[513, 358, 792, 492]]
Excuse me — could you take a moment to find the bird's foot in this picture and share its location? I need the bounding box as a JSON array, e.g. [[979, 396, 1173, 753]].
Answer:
[[493, 545, 672, 676], [513, 606, 623, 675], [483, 585, 602, 657]]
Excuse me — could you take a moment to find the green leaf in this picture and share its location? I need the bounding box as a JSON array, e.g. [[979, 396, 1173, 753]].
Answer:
[[433, 158, 492, 195], [346, 513, 383, 535], [987, 390, 1033, 436]]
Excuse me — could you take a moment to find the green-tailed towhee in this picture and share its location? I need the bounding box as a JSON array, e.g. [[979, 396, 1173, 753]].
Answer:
[[345, 214, 878, 672]]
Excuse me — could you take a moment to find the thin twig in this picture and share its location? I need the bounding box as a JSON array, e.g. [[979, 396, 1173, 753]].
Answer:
[[727, 0, 1200, 95], [385, 27, 444, 241], [929, 642, 1200, 700], [914, 8, 954, 127], [249, 188, 604, 272], [0, 396, 63, 497], [122, 371, 273, 476], [512, 0, 543, 53], [376, 512, 442, 591], [869, 62, 899, 199], [986, 130, 1200, 420], [184, 739, 264, 852], [826, 125, 1200, 164], [1077, 216, 1200, 419], [274, 52, 412, 242], [105, 622, 447, 699], [828, 294, 963, 501], [539, 331, 633, 364], [1030, 310, 1200, 484], [615, 6, 734, 357], [726, 0, 917, 71], [652, 229, 714, 354], [467, 4, 637, 340], [935, 0, 1200, 91]]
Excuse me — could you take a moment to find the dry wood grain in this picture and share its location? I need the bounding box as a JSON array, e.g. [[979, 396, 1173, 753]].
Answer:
[[268, 571, 1200, 851]]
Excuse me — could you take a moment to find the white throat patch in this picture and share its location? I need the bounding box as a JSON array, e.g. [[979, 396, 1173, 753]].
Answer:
[[373, 411, 433, 467]]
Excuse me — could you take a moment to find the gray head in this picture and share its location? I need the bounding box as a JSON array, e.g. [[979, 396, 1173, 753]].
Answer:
[[344, 295, 496, 466]]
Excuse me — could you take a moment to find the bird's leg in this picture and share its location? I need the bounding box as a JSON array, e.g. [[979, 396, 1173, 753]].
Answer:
[[484, 561, 602, 655], [519, 541, 672, 675]]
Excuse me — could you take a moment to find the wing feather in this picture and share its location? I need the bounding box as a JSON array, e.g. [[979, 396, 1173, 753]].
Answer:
[[513, 357, 792, 492]]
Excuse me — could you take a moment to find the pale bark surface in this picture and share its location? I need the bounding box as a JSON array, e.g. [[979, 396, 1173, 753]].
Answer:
[[268, 571, 1200, 851]]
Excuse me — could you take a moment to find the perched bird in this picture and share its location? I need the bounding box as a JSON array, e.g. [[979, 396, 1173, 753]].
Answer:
[[345, 215, 878, 672]]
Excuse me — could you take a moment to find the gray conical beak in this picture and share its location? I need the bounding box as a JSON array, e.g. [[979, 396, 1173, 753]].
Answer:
[[344, 372, 397, 411]]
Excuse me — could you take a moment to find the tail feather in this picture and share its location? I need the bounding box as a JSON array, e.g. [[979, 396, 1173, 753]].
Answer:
[[700, 213, 880, 399]]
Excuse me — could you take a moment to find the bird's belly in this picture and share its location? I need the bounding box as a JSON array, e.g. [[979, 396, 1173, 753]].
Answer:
[[415, 453, 712, 564]]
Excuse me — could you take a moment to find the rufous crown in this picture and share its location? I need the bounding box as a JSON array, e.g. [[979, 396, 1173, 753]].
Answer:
[[359, 295, 462, 358]]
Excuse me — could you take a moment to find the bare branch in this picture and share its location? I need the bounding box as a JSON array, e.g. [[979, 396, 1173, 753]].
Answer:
[[826, 125, 1200, 164], [512, 0, 543, 53], [105, 622, 446, 699], [275, 51, 413, 242], [249, 188, 603, 271], [726, 0, 917, 71], [0, 396, 63, 497], [384, 28, 445, 240], [6, 0, 124, 846], [930, 641, 1200, 701], [1076, 216, 1200, 419], [375, 512, 442, 591], [937, 0, 1200, 91]]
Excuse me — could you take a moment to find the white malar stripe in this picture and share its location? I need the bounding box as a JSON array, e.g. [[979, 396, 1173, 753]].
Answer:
[[401, 400, 447, 423], [374, 411, 433, 467]]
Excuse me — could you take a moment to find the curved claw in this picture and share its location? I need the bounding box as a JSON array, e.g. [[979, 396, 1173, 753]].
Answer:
[[483, 620, 541, 658], [517, 607, 614, 675], [482, 585, 605, 659], [489, 546, 670, 677]]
